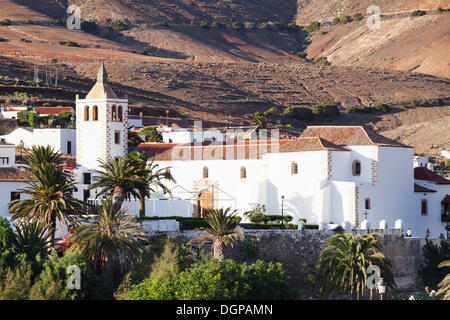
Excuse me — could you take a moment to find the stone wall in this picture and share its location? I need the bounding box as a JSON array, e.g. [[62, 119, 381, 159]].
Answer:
[[157, 228, 434, 293]]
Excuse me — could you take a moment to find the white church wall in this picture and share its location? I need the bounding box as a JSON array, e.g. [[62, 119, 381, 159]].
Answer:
[[0, 144, 15, 167], [263, 151, 327, 223], [330, 181, 357, 225], [413, 184, 450, 238]]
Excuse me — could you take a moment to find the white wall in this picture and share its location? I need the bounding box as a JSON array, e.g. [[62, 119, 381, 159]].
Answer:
[[0, 144, 15, 167], [0, 128, 76, 155], [0, 182, 28, 219]]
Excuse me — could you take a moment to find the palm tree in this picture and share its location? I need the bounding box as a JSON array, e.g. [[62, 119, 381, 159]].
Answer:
[[9, 160, 84, 246], [70, 198, 147, 283], [87, 156, 149, 212], [127, 151, 176, 218], [190, 207, 244, 260], [24, 145, 62, 171], [437, 260, 450, 300], [10, 220, 52, 261], [313, 232, 395, 299]]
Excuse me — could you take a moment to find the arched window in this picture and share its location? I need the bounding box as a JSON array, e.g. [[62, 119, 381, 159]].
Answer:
[[352, 160, 361, 176], [291, 161, 298, 175], [365, 198, 371, 210], [92, 105, 98, 121], [117, 106, 123, 122], [84, 106, 89, 121], [240, 166, 247, 179], [202, 166, 209, 179], [111, 105, 116, 122]]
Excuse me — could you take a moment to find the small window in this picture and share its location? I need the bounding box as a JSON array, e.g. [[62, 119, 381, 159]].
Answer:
[[84, 106, 90, 121], [0, 157, 9, 165], [10, 192, 20, 202], [92, 105, 98, 121], [421, 199, 428, 216], [291, 162, 298, 175], [352, 160, 361, 176], [83, 172, 91, 185], [114, 131, 120, 144], [202, 166, 209, 178], [117, 106, 123, 122], [240, 166, 247, 179], [365, 198, 371, 210], [111, 105, 116, 121]]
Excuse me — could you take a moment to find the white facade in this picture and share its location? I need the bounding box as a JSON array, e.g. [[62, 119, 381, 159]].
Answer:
[[0, 128, 76, 155], [413, 155, 434, 170], [0, 143, 15, 167], [159, 127, 224, 144]]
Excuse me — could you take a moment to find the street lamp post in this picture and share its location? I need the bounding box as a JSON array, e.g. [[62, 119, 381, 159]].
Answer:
[[378, 279, 386, 300], [281, 195, 285, 229], [19, 140, 24, 160]]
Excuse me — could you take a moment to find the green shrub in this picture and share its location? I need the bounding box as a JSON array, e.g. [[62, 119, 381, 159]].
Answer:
[[287, 22, 299, 32], [346, 106, 357, 114], [412, 10, 426, 16], [332, 17, 340, 25], [232, 21, 243, 30], [263, 107, 281, 117], [50, 58, 58, 63], [311, 104, 340, 117], [314, 56, 331, 65], [109, 20, 128, 32], [0, 217, 13, 268], [158, 21, 169, 27], [374, 103, 390, 112], [140, 126, 163, 142], [354, 13, 364, 21], [59, 41, 80, 47], [304, 224, 319, 229], [419, 239, 449, 290], [305, 21, 321, 33], [29, 249, 104, 300], [259, 22, 270, 29], [199, 20, 208, 29], [53, 19, 64, 26], [340, 15, 352, 24], [296, 51, 307, 58], [319, 30, 327, 35], [282, 106, 313, 120], [25, 19, 33, 25], [0, 256, 34, 300], [0, 19, 12, 26]]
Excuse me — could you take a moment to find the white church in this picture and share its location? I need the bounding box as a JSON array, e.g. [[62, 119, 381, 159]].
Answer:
[[0, 63, 448, 238]]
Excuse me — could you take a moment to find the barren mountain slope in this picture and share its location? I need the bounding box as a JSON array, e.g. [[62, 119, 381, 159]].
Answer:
[[296, 0, 449, 24], [306, 12, 450, 78]]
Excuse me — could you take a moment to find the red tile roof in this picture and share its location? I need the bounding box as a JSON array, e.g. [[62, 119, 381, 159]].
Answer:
[[0, 167, 33, 182], [35, 107, 73, 115], [414, 167, 450, 184], [300, 126, 410, 148], [414, 183, 436, 193], [280, 137, 349, 152]]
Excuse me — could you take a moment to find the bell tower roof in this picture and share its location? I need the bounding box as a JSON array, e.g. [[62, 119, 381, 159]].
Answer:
[[85, 62, 118, 100]]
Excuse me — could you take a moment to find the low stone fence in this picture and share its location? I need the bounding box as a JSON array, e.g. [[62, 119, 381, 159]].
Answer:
[[147, 228, 434, 293]]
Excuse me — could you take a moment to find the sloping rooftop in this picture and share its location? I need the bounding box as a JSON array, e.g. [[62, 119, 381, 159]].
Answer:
[[300, 126, 410, 148], [414, 167, 450, 185], [0, 167, 33, 182], [280, 137, 349, 153], [414, 183, 437, 193]]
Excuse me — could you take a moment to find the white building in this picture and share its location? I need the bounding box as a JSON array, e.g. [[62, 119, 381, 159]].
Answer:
[[0, 143, 32, 220], [413, 155, 434, 170], [0, 106, 28, 119], [3, 63, 448, 239], [0, 127, 76, 155], [413, 167, 450, 238]]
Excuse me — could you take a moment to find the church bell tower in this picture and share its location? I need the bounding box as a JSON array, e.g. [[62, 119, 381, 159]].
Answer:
[[75, 62, 128, 173]]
